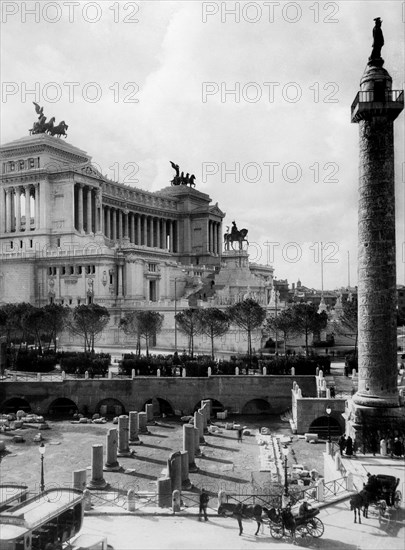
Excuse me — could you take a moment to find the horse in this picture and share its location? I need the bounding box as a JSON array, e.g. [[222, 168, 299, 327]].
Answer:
[[224, 228, 249, 251], [218, 502, 265, 536], [48, 121, 68, 138], [349, 490, 371, 523]]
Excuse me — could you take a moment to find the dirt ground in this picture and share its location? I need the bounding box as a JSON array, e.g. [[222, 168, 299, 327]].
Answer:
[[0, 415, 326, 502]]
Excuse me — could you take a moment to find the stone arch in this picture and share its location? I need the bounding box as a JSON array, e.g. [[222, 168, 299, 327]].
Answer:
[[309, 415, 343, 439], [193, 398, 225, 416], [242, 398, 272, 415], [1, 397, 31, 414], [48, 398, 78, 417], [142, 397, 175, 417], [96, 398, 125, 417]]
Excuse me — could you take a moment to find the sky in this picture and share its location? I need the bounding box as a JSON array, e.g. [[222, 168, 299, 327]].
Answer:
[[1, 0, 404, 290]]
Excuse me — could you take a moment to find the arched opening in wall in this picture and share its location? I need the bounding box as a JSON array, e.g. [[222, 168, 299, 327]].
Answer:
[[1, 397, 31, 414], [309, 416, 343, 439], [193, 399, 225, 416], [48, 398, 78, 418], [242, 399, 272, 415], [97, 398, 125, 417], [143, 398, 175, 417]]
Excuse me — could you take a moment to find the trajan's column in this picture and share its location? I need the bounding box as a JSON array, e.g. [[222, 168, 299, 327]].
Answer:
[[348, 18, 404, 439]]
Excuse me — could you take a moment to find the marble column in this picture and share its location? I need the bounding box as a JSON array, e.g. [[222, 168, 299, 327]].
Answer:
[[77, 184, 84, 233], [162, 219, 167, 249], [145, 403, 154, 423], [5, 189, 11, 233], [87, 444, 107, 489], [25, 185, 31, 232], [106, 206, 111, 238], [86, 187, 92, 233], [167, 451, 182, 493], [194, 410, 205, 443], [143, 216, 148, 246], [124, 211, 129, 240], [129, 411, 140, 444], [15, 187, 21, 232], [118, 209, 123, 240], [138, 411, 148, 433], [117, 415, 131, 456], [136, 214, 141, 245], [72, 469, 87, 491], [183, 424, 197, 472], [112, 209, 117, 240], [104, 428, 120, 470], [157, 477, 172, 508], [181, 450, 191, 489], [34, 183, 40, 230]]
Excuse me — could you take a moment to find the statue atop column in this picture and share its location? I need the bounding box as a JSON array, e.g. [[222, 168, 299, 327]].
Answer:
[[369, 17, 384, 64], [170, 161, 196, 187]]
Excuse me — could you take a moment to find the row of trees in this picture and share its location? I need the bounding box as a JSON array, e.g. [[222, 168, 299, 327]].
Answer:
[[266, 303, 328, 356], [1, 298, 353, 362], [0, 303, 110, 355], [118, 299, 267, 359]]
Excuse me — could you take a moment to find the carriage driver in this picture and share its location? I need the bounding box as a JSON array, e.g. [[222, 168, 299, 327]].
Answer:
[[298, 500, 312, 519], [364, 472, 379, 500]]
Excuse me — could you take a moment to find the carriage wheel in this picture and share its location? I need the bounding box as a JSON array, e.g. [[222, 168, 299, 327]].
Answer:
[[306, 517, 324, 538], [393, 491, 402, 509], [270, 525, 284, 539]]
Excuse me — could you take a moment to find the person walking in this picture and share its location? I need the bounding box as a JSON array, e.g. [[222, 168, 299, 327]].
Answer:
[[237, 427, 243, 443], [199, 488, 209, 521], [338, 434, 346, 456], [345, 436, 353, 457]]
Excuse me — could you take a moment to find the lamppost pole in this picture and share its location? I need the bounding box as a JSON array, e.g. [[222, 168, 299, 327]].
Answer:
[[326, 405, 331, 444], [174, 278, 178, 352], [282, 445, 289, 503], [39, 443, 45, 492]]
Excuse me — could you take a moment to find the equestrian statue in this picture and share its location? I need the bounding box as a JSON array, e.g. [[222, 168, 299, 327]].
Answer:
[[170, 161, 196, 187], [224, 220, 249, 251], [29, 102, 69, 138]]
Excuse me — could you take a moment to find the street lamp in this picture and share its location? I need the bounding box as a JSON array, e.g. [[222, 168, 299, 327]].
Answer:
[[326, 405, 332, 443], [39, 442, 45, 492], [174, 271, 186, 352], [282, 445, 289, 498]]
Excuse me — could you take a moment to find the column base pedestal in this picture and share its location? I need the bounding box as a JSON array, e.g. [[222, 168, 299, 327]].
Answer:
[[345, 398, 405, 451]]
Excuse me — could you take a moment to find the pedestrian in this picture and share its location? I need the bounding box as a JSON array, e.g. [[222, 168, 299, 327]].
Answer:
[[345, 436, 353, 457], [338, 434, 346, 456], [394, 437, 403, 458], [330, 386, 336, 398], [199, 488, 209, 521], [237, 427, 243, 443]]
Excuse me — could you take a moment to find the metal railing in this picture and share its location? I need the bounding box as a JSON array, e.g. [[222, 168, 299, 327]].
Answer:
[[351, 89, 404, 110]]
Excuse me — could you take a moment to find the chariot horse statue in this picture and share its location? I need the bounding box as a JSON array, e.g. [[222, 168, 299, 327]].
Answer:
[[170, 161, 196, 187], [29, 102, 68, 138], [224, 221, 249, 251]]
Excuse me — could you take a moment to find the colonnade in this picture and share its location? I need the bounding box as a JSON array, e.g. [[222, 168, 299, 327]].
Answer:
[[103, 206, 178, 252], [0, 184, 40, 233], [208, 220, 221, 254], [74, 183, 102, 234]]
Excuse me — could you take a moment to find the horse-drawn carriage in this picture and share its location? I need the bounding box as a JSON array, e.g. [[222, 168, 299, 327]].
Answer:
[[217, 501, 324, 539], [267, 505, 324, 540], [350, 474, 402, 524]]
